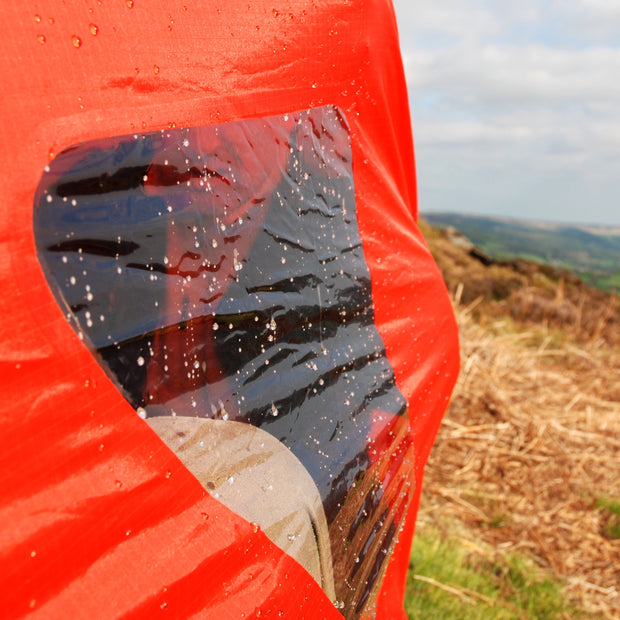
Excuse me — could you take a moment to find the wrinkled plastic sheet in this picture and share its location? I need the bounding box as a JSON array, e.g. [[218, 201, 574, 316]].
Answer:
[[34, 106, 416, 617]]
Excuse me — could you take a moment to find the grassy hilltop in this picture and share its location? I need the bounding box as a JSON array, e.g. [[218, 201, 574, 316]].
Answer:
[[423, 212, 620, 293], [404, 220, 620, 619]]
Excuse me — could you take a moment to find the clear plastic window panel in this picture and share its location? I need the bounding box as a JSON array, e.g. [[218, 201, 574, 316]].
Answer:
[[34, 105, 415, 619]]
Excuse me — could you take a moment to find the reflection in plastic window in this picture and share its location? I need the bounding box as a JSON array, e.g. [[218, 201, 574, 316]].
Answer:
[[34, 106, 416, 618]]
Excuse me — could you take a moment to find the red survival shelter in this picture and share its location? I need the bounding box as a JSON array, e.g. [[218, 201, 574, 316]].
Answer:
[[0, 1, 459, 618]]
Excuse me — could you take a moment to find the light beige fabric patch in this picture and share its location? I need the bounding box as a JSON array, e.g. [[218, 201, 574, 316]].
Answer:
[[148, 416, 335, 601]]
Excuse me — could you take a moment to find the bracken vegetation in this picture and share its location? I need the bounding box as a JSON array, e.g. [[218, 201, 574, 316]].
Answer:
[[405, 221, 620, 619]]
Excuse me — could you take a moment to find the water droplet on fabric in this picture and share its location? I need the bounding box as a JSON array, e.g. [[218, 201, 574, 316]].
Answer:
[[37, 34, 46, 44], [153, 65, 160, 75], [137, 356, 145, 366], [136, 407, 147, 419], [89, 23, 99, 36], [71, 35, 82, 48], [114, 480, 122, 488], [233, 248, 243, 271], [126, 0, 134, 7]]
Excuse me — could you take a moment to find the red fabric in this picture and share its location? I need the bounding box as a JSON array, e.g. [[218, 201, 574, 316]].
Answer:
[[0, 1, 459, 618]]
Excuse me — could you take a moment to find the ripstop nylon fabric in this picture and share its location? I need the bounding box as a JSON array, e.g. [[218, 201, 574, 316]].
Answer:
[[0, 1, 459, 618]]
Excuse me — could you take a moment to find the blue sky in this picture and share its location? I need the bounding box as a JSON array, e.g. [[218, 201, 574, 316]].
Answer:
[[392, 0, 620, 226]]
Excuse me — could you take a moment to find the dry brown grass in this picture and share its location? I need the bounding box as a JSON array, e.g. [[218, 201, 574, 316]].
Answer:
[[418, 287, 620, 618]]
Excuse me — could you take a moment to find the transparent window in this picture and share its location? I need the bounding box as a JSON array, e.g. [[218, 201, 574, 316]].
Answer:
[[34, 106, 415, 618]]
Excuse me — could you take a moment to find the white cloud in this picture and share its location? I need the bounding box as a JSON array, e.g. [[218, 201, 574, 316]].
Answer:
[[569, 0, 620, 42], [394, 3, 501, 44], [405, 45, 620, 106], [392, 0, 620, 225]]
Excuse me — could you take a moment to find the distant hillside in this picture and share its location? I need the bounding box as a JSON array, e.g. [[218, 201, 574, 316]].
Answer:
[[422, 212, 620, 293], [418, 218, 619, 348]]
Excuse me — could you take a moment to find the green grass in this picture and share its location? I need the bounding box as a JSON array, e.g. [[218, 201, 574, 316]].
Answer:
[[580, 271, 620, 294], [596, 496, 620, 540], [405, 526, 576, 619]]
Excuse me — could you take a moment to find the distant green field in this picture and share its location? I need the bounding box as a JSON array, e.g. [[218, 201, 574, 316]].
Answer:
[[423, 213, 620, 293]]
